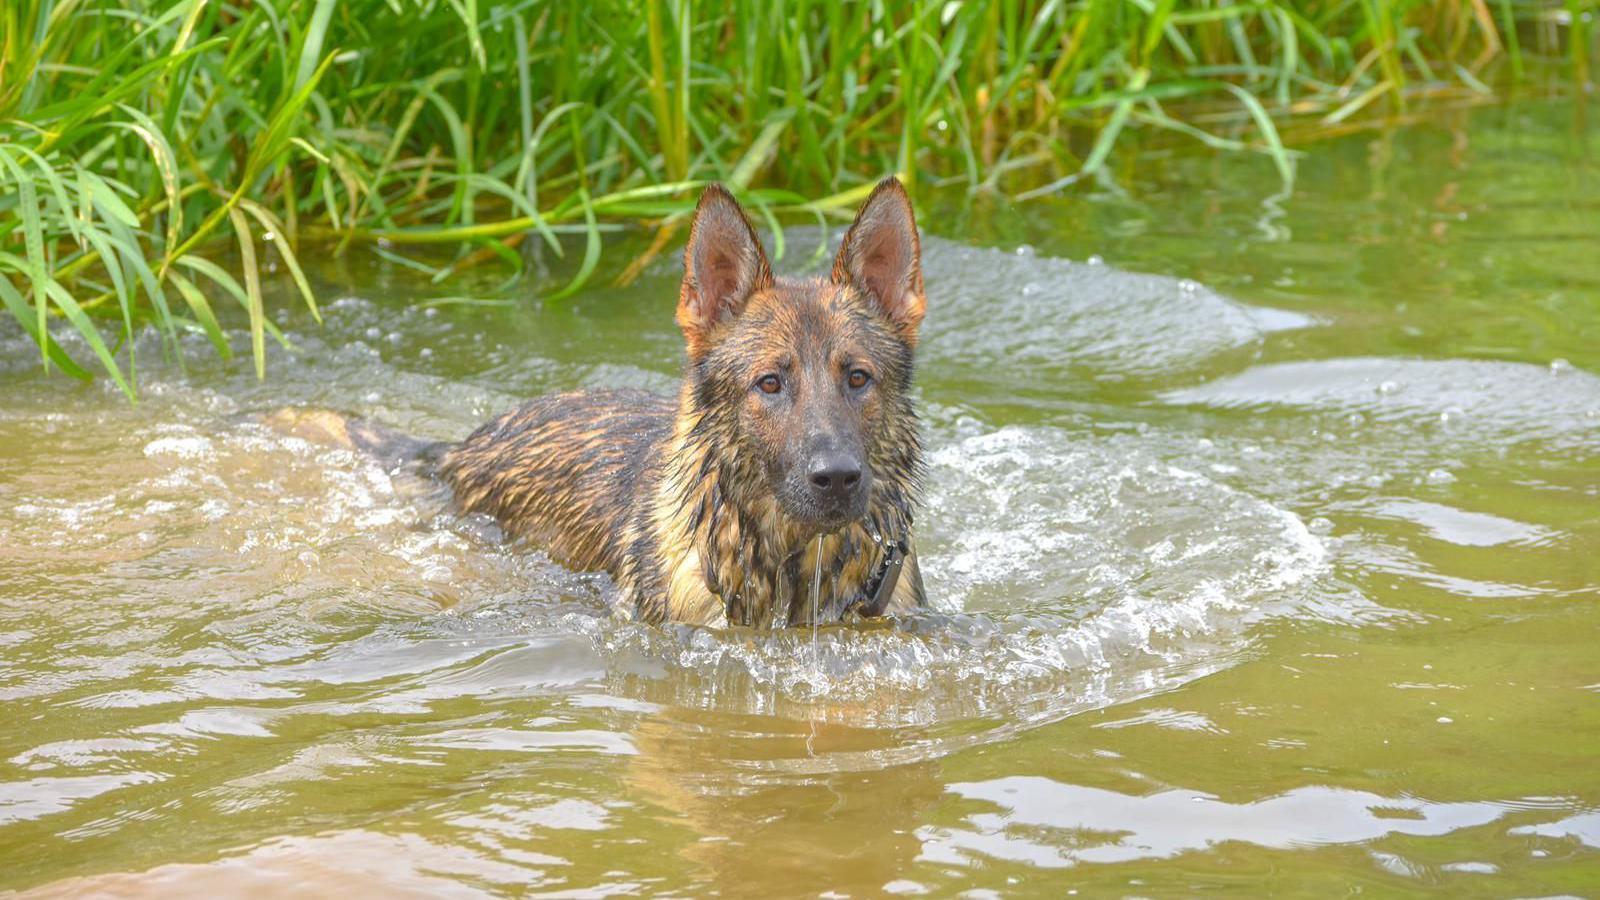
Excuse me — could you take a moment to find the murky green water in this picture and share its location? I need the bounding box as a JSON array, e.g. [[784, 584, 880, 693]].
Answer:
[[3, 100, 1598, 896]]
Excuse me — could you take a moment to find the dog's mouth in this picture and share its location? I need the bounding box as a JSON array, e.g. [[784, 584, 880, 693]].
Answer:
[[778, 478, 872, 534], [803, 507, 862, 532]]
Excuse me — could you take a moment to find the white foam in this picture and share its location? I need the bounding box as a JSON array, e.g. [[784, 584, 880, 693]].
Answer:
[[575, 422, 1333, 728], [142, 435, 214, 460]]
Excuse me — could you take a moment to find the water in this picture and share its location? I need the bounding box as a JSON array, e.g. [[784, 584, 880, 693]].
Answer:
[[2, 100, 1597, 895], [811, 537, 822, 663]]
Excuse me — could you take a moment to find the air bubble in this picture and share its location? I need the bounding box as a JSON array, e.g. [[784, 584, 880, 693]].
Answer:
[[1426, 468, 1456, 485], [1377, 380, 1400, 395], [1086, 254, 1104, 266], [1550, 358, 1573, 375]]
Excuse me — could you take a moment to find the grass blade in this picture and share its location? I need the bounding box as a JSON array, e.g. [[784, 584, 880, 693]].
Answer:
[[225, 207, 266, 378]]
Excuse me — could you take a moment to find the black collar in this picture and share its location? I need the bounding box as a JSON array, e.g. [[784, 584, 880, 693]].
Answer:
[[850, 535, 908, 618]]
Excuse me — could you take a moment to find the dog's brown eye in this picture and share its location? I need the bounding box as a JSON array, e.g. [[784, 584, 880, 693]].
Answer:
[[757, 374, 782, 394], [847, 369, 871, 389]]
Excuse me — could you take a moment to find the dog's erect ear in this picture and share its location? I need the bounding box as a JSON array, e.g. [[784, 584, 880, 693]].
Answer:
[[677, 184, 773, 359], [831, 177, 925, 346]]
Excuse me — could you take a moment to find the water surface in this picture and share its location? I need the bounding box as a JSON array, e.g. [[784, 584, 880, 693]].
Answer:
[[2, 100, 1598, 896]]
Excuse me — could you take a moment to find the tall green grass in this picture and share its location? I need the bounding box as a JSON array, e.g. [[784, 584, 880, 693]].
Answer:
[[2, 0, 1593, 396]]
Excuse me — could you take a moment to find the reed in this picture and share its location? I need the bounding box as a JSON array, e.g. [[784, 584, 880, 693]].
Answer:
[[1, 0, 1591, 395]]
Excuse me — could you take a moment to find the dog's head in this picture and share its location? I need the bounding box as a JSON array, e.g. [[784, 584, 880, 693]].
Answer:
[[676, 178, 925, 533]]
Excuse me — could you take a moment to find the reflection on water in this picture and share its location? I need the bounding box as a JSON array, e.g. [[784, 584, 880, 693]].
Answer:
[[1163, 357, 1600, 451], [920, 776, 1567, 867], [22, 830, 561, 898], [3, 100, 1599, 894]]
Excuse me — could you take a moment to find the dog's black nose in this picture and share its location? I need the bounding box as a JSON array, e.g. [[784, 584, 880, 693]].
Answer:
[[808, 453, 862, 500]]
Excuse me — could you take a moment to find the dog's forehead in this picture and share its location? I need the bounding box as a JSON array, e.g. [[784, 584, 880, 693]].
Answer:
[[737, 277, 880, 352]]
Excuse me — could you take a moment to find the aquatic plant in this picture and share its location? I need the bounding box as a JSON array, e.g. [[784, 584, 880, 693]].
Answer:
[[1, 0, 1593, 395]]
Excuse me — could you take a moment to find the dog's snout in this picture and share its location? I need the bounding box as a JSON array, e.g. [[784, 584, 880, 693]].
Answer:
[[807, 452, 863, 501]]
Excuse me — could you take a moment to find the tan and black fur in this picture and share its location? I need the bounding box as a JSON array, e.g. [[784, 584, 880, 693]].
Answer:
[[282, 178, 930, 628]]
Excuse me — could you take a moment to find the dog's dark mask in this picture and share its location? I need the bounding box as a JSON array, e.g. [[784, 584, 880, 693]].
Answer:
[[677, 180, 925, 533]]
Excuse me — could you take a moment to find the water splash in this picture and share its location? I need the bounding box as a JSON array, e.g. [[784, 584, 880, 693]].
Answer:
[[810, 535, 822, 666], [567, 420, 1345, 732]]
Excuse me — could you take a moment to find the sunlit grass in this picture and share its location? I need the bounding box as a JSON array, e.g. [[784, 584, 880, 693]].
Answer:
[[2, 0, 1593, 396]]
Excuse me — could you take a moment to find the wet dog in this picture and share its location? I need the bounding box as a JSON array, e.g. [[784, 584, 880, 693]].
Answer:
[[277, 178, 929, 627]]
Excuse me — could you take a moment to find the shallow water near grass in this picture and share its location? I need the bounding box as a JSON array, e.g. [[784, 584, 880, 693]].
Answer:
[[2, 100, 1598, 896]]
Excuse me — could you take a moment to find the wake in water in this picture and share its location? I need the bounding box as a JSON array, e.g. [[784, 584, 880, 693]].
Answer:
[[0, 244, 1362, 740], [558, 418, 1341, 729], [26, 243, 1560, 740]]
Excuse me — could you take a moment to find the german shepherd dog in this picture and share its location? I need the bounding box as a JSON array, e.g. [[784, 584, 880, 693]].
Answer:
[[279, 178, 928, 628]]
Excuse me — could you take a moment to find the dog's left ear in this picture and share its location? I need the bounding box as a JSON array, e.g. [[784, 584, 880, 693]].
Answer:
[[831, 177, 925, 346]]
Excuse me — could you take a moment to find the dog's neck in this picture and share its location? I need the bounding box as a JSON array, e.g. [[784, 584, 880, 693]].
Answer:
[[649, 391, 917, 627]]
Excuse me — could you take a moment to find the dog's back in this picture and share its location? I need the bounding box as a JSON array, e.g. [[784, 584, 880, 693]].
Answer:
[[436, 390, 674, 573], [268, 391, 671, 578]]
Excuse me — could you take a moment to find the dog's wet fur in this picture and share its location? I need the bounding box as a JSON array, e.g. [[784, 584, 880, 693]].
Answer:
[[274, 178, 928, 627]]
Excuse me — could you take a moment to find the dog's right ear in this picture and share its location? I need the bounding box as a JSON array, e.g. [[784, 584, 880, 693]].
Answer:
[[677, 184, 773, 359]]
